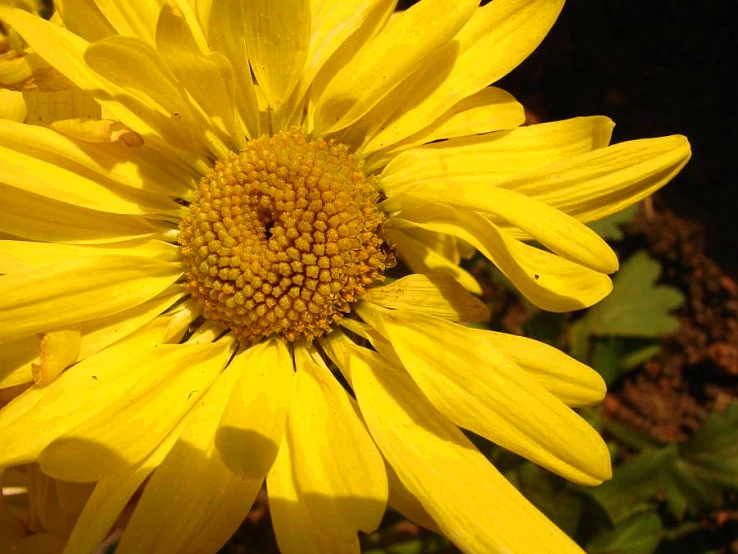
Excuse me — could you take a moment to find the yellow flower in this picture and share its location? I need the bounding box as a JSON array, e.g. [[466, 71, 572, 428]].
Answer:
[[0, 0, 689, 553]]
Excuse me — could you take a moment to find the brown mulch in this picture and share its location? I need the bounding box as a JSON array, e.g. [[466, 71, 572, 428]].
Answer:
[[608, 206, 738, 442]]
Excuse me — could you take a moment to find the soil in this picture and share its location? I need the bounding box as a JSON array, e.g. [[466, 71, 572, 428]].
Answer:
[[606, 206, 738, 443]]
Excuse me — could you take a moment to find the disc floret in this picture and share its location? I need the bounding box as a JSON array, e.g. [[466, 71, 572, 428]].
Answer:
[[179, 129, 389, 343]]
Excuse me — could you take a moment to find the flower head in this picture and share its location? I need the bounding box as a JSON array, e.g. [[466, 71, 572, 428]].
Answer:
[[178, 129, 390, 343], [0, 0, 689, 553]]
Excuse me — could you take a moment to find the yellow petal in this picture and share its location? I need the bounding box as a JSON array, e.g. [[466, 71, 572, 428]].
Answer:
[[0, 121, 177, 215], [362, 273, 489, 322], [114, 357, 264, 554], [366, 0, 564, 150], [287, 344, 387, 540], [183, 320, 224, 345], [0, 336, 36, 388], [31, 329, 81, 387], [420, 85, 525, 139], [402, 226, 465, 264], [504, 135, 692, 223], [155, 2, 239, 145], [384, 176, 619, 274], [23, 86, 101, 127], [0, 238, 178, 273], [385, 461, 439, 533], [0, 49, 72, 92], [319, 328, 364, 384], [364, 86, 525, 166], [90, 0, 162, 43], [325, 38, 459, 153], [267, 427, 360, 554], [0, 316, 187, 466], [0, 90, 26, 121], [76, 289, 188, 355], [25, 465, 94, 537], [348, 342, 585, 554], [313, 0, 478, 134], [0, 7, 161, 139], [160, 301, 202, 343], [63, 418, 185, 554], [388, 209, 612, 312], [3, 107, 197, 197], [243, 0, 310, 108], [0, 153, 163, 217], [158, 0, 210, 52], [343, 375, 441, 533], [49, 118, 144, 146], [206, 0, 260, 138], [380, 116, 614, 196], [0, 185, 160, 244], [31, 124, 195, 198], [483, 331, 606, 407], [0, 185, 161, 244], [84, 35, 204, 155], [216, 339, 294, 478], [385, 227, 482, 295], [334, 325, 405, 376], [361, 307, 611, 485], [0, 532, 67, 553], [303, 0, 395, 98], [39, 341, 231, 482], [0, 0, 43, 13], [0, 290, 190, 389], [54, 0, 116, 43], [188, 0, 213, 35], [278, 0, 398, 131], [0, 255, 180, 342], [302, 0, 394, 131], [0, 288, 185, 389]]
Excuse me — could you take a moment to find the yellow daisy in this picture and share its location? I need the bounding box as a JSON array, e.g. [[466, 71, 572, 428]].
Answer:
[[0, 0, 689, 553]]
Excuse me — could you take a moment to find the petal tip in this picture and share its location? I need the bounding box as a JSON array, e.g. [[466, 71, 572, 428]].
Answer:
[[603, 248, 620, 274]]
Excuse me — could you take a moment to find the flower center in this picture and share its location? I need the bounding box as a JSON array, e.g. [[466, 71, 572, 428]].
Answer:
[[178, 129, 390, 343]]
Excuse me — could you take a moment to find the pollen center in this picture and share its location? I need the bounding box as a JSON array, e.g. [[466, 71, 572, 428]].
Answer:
[[178, 129, 390, 343]]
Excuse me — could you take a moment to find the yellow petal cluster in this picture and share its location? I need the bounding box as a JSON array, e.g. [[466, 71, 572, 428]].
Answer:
[[0, 0, 690, 553]]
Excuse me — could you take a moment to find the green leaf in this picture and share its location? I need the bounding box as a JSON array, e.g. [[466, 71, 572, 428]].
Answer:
[[590, 336, 626, 385], [680, 402, 738, 487], [662, 520, 702, 542], [578, 251, 683, 338], [603, 418, 660, 452], [662, 458, 718, 519], [620, 344, 662, 372], [588, 205, 638, 241], [587, 511, 663, 554], [674, 402, 738, 497], [585, 448, 675, 524], [517, 462, 585, 537], [568, 317, 590, 362], [590, 337, 663, 385], [523, 310, 566, 346]]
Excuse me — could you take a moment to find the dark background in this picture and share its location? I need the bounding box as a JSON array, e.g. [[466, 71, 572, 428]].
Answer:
[[398, 0, 736, 275]]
